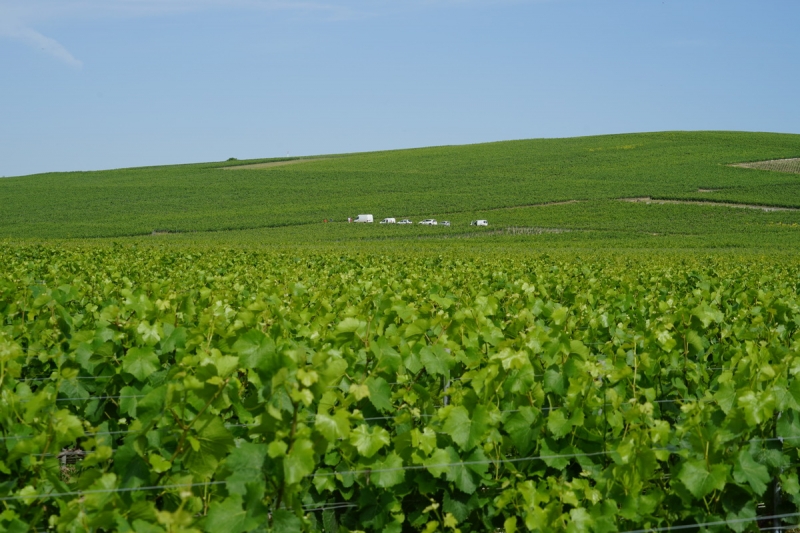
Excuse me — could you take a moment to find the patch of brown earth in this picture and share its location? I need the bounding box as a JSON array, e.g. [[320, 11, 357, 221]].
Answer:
[[502, 226, 569, 235], [732, 158, 800, 174], [619, 197, 799, 212], [487, 200, 582, 211], [221, 158, 328, 170], [418, 226, 572, 240]]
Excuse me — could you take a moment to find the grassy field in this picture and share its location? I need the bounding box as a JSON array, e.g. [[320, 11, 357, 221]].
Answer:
[[1, 131, 799, 247]]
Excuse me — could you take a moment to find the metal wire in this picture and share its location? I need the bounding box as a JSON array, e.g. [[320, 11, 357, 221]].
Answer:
[[15, 394, 147, 404], [312, 450, 611, 477], [16, 376, 116, 382], [0, 396, 702, 443], [0, 422, 258, 442], [302, 502, 358, 512], [0, 481, 227, 502], [615, 511, 800, 533]]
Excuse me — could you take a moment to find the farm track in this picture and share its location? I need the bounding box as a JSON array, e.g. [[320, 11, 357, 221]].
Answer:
[[220, 158, 329, 170], [484, 200, 583, 211], [732, 157, 800, 174], [412, 226, 573, 240], [619, 197, 800, 212]]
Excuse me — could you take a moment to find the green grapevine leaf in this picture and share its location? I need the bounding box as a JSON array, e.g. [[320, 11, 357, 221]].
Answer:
[[350, 425, 391, 458], [206, 495, 257, 533], [272, 510, 302, 533], [678, 460, 728, 498], [284, 438, 316, 484], [315, 410, 351, 441], [504, 407, 539, 454], [366, 377, 392, 412], [369, 452, 405, 487], [420, 344, 453, 376], [122, 347, 159, 381], [732, 450, 770, 494], [233, 329, 277, 370], [183, 416, 235, 477], [443, 406, 471, 448], [547, 409, 573, 439]]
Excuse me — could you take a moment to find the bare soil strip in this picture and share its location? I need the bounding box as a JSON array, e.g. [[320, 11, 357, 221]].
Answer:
[[221, 158, 328, 170], [486, 200, 582, 211], [620, 197, 800, 212], [502, 226, 569, 235], [414, 227, 573, 240], [732, 158, 800, 174]]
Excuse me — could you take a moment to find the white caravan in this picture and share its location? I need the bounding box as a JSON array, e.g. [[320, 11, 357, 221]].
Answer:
[[380, 218, 396, 224]]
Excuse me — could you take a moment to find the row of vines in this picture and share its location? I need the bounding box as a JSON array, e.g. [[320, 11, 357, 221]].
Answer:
[[1, 244, 800, 532]]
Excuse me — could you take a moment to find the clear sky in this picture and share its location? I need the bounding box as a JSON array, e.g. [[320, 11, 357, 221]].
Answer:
[[1, 0, 798, 177]]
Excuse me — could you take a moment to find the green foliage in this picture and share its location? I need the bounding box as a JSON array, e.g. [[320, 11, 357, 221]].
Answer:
[[2, 131, 800, 249], [1, 244, 800, 531]]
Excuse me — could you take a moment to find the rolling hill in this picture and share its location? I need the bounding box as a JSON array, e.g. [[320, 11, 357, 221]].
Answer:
[[1, 131, 799, 248]]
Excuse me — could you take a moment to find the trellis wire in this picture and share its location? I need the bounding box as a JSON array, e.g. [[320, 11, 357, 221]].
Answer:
[[615, 510, 800, 533], [16, 394, 147, 404], [0, 481, 227, 502], [0, 394, 734, 443]]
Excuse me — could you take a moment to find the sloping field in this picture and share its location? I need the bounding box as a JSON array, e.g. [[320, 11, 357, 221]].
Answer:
[[1, 131, 799, 247]]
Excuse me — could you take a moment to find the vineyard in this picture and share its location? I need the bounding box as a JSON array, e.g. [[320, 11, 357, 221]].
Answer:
[[2, 131, 800, 245], [2, 244, 800, 532]]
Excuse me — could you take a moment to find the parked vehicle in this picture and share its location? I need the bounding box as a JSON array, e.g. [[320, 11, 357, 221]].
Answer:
[[380, 218, 396, 224], [441, 221, 451, 227], [470, 220, 488, 226], [353, 214, 374, 223], [397, 219, 413, 225], [419, 219, 438, 225]]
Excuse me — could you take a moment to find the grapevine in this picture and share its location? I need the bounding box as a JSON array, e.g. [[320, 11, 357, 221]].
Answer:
[[1, 244, 800, 532]]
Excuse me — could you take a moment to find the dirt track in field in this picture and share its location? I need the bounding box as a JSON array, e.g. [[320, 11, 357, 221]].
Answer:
[[731, 158, 800, 174], [221, 158, 328, 170], [619, 197, 800, 212], [487, 200, 582, 211]]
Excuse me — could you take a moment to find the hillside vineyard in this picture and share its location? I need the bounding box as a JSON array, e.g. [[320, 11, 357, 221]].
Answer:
[[2, 131, 800, 249], [2, 245, 800, 531]]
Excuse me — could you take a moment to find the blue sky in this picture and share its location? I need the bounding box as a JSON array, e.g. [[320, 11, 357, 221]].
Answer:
[[1, 0, 798, 177]]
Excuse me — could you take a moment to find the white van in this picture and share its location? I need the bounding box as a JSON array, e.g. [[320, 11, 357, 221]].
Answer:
[[380, 218, 396, 224], [354, 214, 374, 223], [470, 220, 488, 226]]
